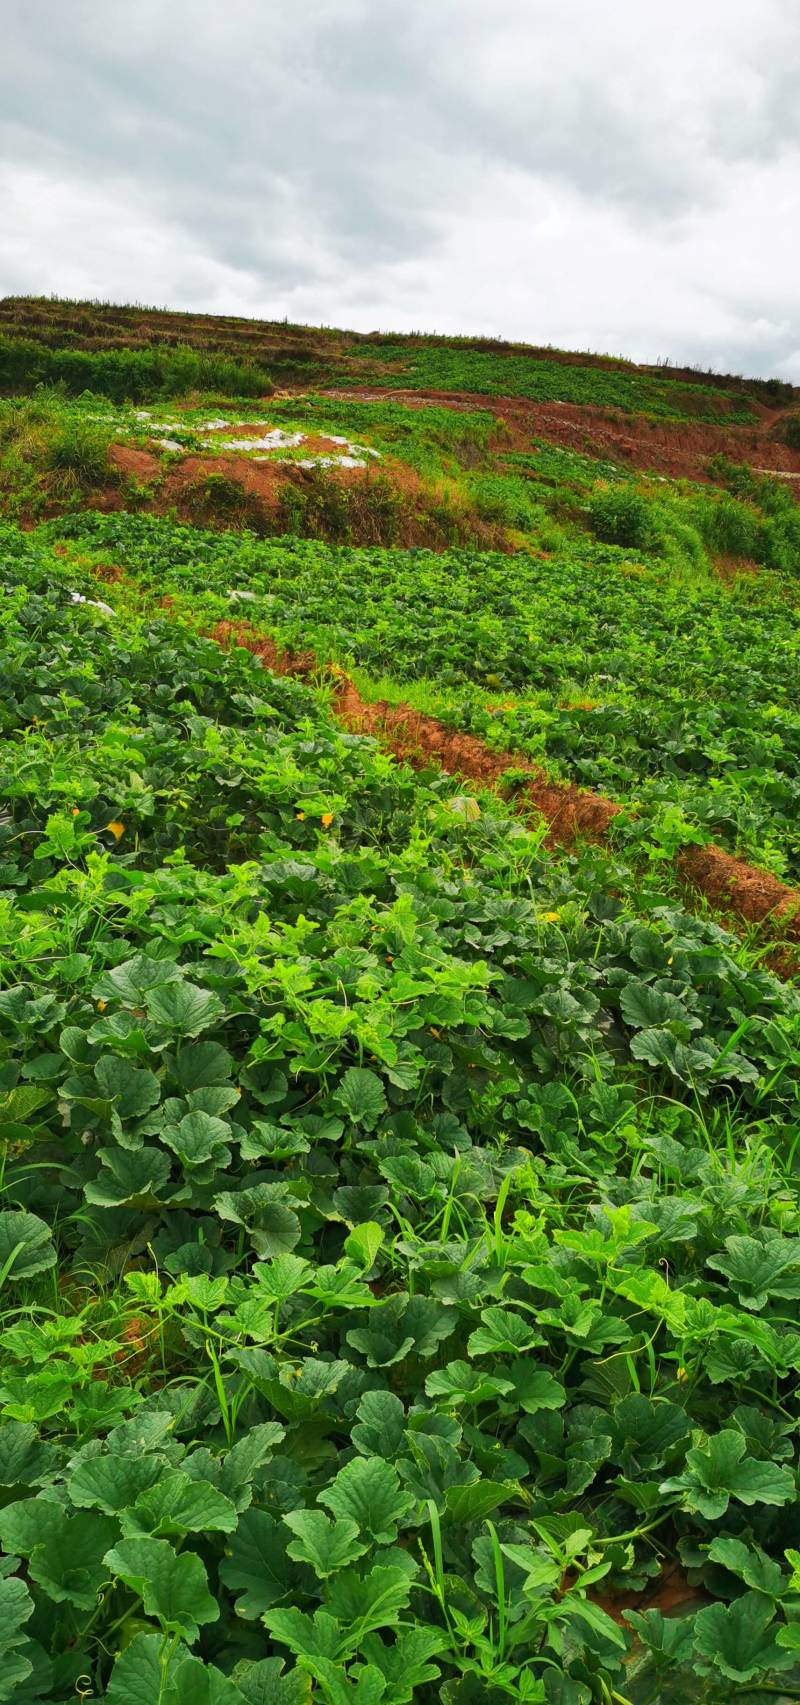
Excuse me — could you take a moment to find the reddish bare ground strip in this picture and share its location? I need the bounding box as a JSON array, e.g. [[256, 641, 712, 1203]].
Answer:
[[109, 444, 161, 479], [210, 621, 800, 963], [679, 845, 800, 944], [322, 387, 800, 484], [331, 681, 619, 842]]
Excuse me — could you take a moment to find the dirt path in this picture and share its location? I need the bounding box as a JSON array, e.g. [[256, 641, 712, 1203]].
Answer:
[[210, 620, 800, 966]]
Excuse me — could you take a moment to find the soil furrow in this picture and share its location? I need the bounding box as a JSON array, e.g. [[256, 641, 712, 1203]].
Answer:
[[210, 620, 800, 966]]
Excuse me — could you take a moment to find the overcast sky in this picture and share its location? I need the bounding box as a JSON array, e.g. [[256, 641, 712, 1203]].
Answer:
[[2, 0, 799, 379]]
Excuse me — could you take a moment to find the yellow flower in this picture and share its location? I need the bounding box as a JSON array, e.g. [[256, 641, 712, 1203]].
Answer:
[[296, 811, 306, 821], [106, 820, 125, 840], [676, 1367, 688, 1383], [321, 812, 334, 828], [97, 1000, 107, 1011], [72, 807, 80, 817], [542, 910, 560, 923]]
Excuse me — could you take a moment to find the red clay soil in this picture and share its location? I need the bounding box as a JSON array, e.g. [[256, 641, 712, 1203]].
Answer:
[[679, 844, 800, 944], [565, 1561, 703, 1630], [107, 447, 509, 552], [109, 444, 161, 480], [210, 620, 800, 962], [332, 679, 620, 842], [323, 387, 800, 485]]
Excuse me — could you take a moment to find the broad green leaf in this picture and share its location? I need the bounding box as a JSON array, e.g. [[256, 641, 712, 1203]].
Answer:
[[335, 1068, 387, 1128], [0, 1570, 33, 1647], [619, 983, 697, 1031], [104, 1537, 219, 1641], [707, 1535, 785, 1596], [232, 1658, 311, 1705], [0, 1649, 35, 1705], [344, 1223, 384, 1270], [443, 1480, 517, 1525], [300, 1657, 386, 1705], [107, 1635, 244, 1705], [263, 1607, 341, 1662], [94, 1056, 161, 1118], [0, 1212, 56, 1282], [607, 1267, 687, 1330], [170, 1273, 229, 1312], [28, 1511, 118, 1609], [240, 1123, 309, 1162], [707, 1234, 800, 1310], [351, 1391, 405, 1459], [283, 1510, 366, 1577], [169, 1656, 249, 1705], [0, 1496, 62, 1557], [252, 1256, 312, 1305], [345, 1325, 415, 1369], [694, 1591, 793, 1683], [98, 955, 182, 1005], [359, 1628, 445, 1704], [506, 1365, 566, 1414], [0, 1421, 60, 1488], [0, 1374, 72, 1425], [467, 1307, 544, 1356], [303, 1263, 377, 1310], [120, 1471, 238, 1537], [106, 1633, 182, 1705], [171, 1042, 234, 1090], [161, 1111, 231, 1169], [661, 1429, 795, 1519], [68, 1451, 167, 1514], [213, 1187, 301, 1257], [608, 1394, 691, 1471], [145, 981, 224, 1038], [629, 1028, 713, 1082], [623, 1607, 694, 1664], [214, 1423, 287, 1508], [425, 1360, 514, 1408], [84, 1145, 172, 1207], [219, 1508, 298, 1617], [318, 1457, 415, 1546]]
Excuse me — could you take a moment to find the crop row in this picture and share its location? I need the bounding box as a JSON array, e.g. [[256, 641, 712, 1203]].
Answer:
[[3, 528, 800, 1700], [45, 510, 800, 883], [341, 343, 758, 422]]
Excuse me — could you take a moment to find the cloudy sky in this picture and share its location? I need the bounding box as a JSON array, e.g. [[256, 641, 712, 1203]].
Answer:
[[2, 0, 799, 379]]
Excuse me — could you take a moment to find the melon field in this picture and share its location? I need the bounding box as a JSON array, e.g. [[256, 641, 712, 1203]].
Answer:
[[2, 300, 800, 1705]]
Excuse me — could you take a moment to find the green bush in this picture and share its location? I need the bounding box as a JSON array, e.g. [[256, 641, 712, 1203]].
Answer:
[[693, 493, 762, 560], [772, 412, 800, 451], [588, 486, 660, 550], [0, 335, 272, 402], [44, 419, 113, 486]]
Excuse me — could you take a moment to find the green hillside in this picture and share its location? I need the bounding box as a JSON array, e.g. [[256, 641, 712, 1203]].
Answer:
[[2, 299, 800, 1705]]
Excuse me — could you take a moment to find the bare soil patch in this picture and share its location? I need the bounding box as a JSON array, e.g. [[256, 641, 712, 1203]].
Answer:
[[109, 444, 160, 480], [321, 388, 800, 483], [679, 844, 800, 943]]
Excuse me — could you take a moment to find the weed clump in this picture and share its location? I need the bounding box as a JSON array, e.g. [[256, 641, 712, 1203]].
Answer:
[[588, 486, 660, 550]]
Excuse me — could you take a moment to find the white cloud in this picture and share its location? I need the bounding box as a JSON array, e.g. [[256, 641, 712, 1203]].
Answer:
[[1, 0, 798, 377]]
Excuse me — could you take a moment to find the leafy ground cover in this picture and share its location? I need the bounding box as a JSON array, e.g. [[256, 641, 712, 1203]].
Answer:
[[44, 508, 800, 883], [326, 343, 760, 423], [3, 298, 800, 1704], [4, 526, 800, 1702]]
